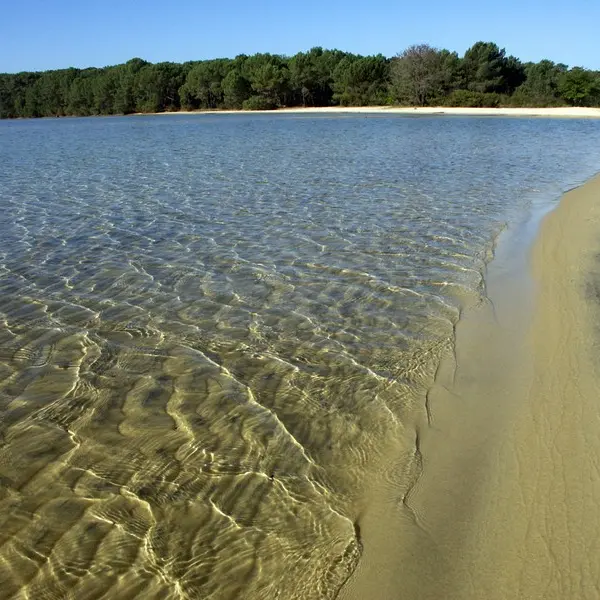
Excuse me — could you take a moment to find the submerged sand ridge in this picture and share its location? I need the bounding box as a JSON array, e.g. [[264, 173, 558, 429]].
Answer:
[[0, 306, 450, 599], [342, 175, 600, 599], [0, 236, 457, 598]]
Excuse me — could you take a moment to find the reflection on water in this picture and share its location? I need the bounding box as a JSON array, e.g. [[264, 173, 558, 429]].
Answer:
[[0, 114, 599, 599]]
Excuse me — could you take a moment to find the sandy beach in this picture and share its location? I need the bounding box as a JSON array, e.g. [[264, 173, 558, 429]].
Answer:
[[340, 174, 600, 599], [148, 106, 600, 118]]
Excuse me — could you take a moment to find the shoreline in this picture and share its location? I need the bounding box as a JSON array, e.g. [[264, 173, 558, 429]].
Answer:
[[5, 106, 600, 122], [141, 106, 600, 118], [340, 172, 600, 599]]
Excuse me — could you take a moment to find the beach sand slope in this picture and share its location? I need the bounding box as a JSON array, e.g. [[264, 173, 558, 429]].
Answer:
[[341, 176, 600, 599]]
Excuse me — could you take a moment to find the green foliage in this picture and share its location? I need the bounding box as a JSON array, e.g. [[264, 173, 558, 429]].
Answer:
[[93, 68, 119, 114], [68, 73, 96, 115], [288, 47, 346, 106], [510, 60, 566, 106], [443, 90, 501, 107], [133, 62, 185, 113], [242, 95, 278, 110], [242, 54, 289, 107], [179, 60, 230, 109], [463, 42, 525, 94], [558, 68, 600, 106], [332, 55, 390, 106], [222, 69, 251, 109], [391, 44, 460, 106], [0, 43, 598, 118]]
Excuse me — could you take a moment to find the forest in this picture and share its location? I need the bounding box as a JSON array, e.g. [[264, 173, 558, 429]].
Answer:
[[1, 42, 599, 119]]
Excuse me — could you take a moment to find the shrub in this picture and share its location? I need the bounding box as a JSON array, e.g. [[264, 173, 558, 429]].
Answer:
[[242, 96, 278, 110], [508, 90, 563, 108], [443, 90, 501, 107]]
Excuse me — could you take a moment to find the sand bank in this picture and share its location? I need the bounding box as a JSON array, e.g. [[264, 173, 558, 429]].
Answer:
[[340, 174, 600, 599], [147, 106, 600, 118]]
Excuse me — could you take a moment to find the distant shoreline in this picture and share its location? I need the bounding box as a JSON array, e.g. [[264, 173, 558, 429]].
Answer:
[[138, 106, 600, 118], [5, 106, 600, 121]]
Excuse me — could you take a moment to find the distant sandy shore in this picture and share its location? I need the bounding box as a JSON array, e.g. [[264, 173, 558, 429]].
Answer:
[[146, 106, 600, 118], [341, 172, 600, 599]]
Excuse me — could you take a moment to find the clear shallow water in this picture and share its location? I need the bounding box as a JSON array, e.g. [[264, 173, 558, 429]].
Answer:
[[1, 114, 600, 599]]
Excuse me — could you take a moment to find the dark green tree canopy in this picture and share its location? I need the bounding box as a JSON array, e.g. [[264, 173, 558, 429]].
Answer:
[[0, 43, 598, 118], [558, 67, 600, 106], [510, 60, 567, 106], [462, 42, 526, 94], [332, 54, 390, 106], [179, 60, 230, 109]]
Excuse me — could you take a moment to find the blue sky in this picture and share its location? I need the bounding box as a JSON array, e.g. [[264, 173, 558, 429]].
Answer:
[[1, 0, 598, 73]]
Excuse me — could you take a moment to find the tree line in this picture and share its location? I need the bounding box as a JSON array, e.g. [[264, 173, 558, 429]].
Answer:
[[1, 42, 599, 119]]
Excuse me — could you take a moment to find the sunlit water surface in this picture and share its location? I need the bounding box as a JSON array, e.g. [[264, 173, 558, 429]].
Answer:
[[1, 114, 600, 599]]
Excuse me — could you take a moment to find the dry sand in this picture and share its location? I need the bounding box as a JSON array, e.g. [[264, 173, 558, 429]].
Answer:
[[340, 174, 600, 599], [148, 106, 600, 118]]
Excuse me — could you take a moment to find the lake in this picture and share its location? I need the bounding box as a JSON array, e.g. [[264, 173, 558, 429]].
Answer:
[[1, 113, 599, 599]]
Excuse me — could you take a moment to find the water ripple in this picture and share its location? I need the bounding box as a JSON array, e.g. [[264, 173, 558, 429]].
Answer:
[[0, 114, 600, 598]]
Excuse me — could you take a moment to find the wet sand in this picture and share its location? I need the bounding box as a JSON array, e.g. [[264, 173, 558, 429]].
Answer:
[[341, 174, 600, 599]]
